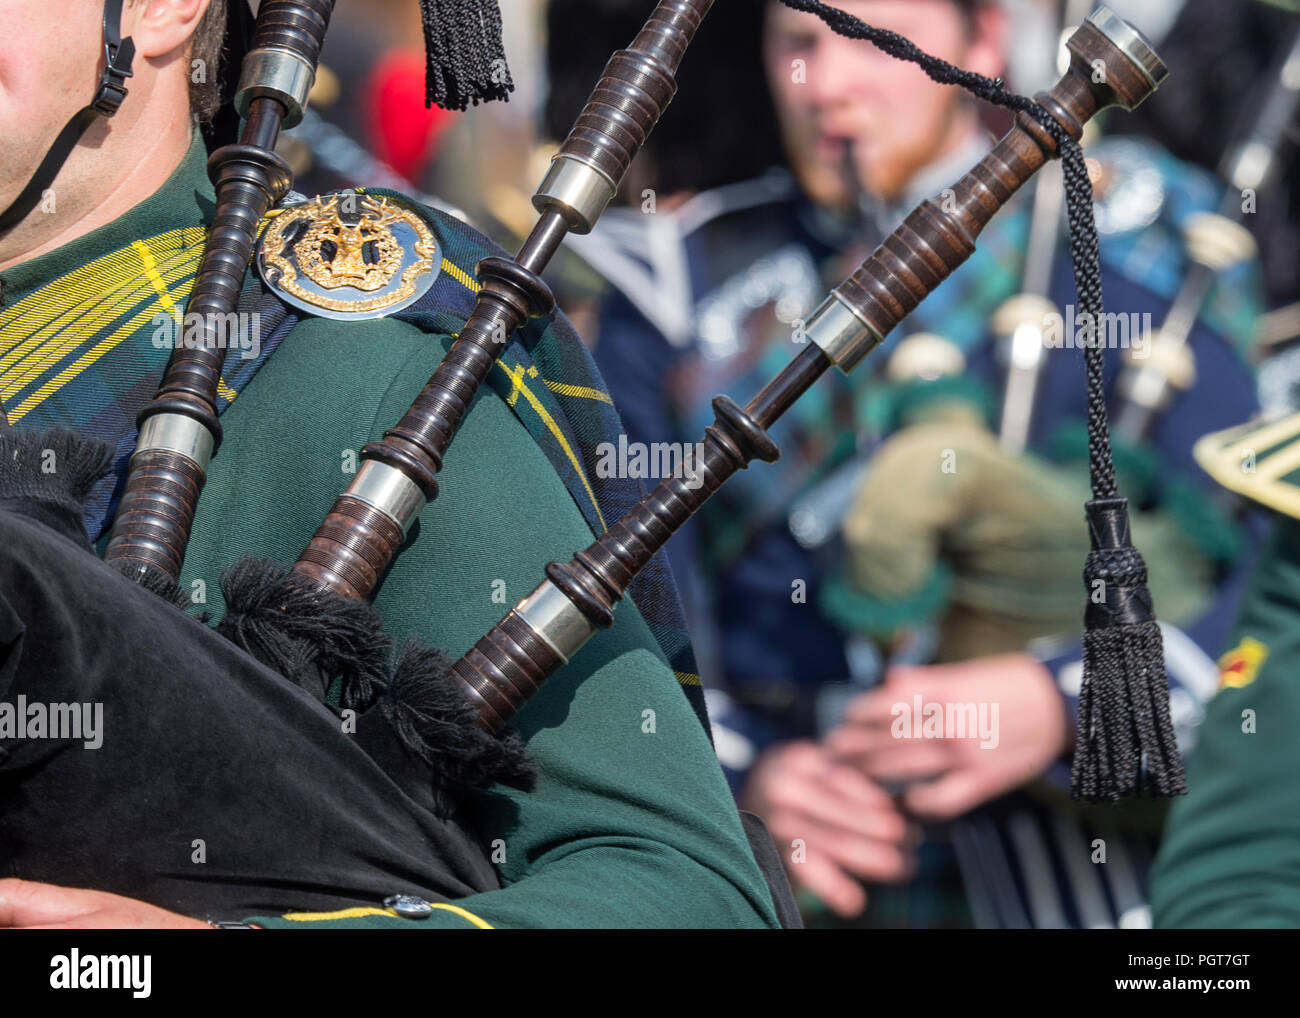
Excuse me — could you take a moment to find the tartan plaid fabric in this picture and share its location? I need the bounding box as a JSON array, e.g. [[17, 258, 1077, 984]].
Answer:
[[668, 195, 1030, 571], [0, 225, 293, 542], [672, 135, 1262, 568]]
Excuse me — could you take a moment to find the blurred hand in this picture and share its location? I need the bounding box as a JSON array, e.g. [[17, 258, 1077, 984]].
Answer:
[[826, 653, 1068, 821], [740, 740, 918, 918]]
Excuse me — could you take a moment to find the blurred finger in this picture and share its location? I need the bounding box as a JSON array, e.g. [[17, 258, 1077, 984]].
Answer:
[[837, 741, 954, 783], [903, 769, 988, 820], [800, 817, 917, 884], [767, 770, 908, 842], [840, 689, 902, 727], [789, 852, 868, 919], [824, 719, 896, 759]]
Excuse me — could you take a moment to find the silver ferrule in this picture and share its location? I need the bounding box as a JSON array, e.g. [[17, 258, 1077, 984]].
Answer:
[[513, 580, 598, 664], [1117, 362, 1171, 413], [532, 154, 618, 235], [346, 460, 426, 535], [135, 413, 214, 468], [234, 48, 316, 128], [1086, 6, 1169, 102], [804, 292, 884, 373], [1182, 212, 1258, 271], [1228, 140, 1273, 193]]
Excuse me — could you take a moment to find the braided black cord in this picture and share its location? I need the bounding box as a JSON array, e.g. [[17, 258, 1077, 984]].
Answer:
[[781, 1, 1186, 801], [778, 0, 1118, 498]]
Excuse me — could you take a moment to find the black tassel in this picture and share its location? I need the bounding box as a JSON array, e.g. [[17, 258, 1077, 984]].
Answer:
[[419, 0, 514, 111], [111, 559, 199, 615], [766, 1, 1186, 798], [377, 639, 536, 812], [1074, 499, 1185, 801], [217, 556, 390, 708], [1049, 88, 1182, 803], [0, 426, 112, 548], [0, 425, 202, 612]]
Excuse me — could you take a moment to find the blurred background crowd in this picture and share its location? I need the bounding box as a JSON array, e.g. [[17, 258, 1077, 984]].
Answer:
[[288, 0, 1300, 928]]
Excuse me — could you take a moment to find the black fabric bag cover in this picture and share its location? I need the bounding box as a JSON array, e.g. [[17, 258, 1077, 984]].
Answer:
[[0, 503, 500, 920]]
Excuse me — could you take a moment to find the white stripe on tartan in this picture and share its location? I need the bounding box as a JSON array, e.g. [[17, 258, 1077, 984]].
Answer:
[[1007, 810, 1069, 929], [1051, 812, 1115, 929]]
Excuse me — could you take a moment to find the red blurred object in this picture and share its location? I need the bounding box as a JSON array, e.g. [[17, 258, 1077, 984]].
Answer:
[[365, 49, 457, 182]]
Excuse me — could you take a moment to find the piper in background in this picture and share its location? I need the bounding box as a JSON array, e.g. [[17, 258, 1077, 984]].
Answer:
[[586, 0, 1270, 927]]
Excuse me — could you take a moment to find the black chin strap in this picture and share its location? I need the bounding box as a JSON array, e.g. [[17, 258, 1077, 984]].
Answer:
[[0, 0, 134, 236]]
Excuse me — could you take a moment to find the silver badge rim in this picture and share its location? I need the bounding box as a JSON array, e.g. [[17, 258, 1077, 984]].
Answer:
[[255, 193, 443, 321]]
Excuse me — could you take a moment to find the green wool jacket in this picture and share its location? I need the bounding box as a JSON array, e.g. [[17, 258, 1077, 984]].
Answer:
[[1150, 516, 1300, 927], [1150, 414, 1300, 927], [0, 133, 779, 929]]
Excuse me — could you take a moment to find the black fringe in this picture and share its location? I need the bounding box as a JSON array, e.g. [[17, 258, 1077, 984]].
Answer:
[[1072, 499, 1186, 801], [217, 556, 390, 708], [110, 559, 199, 615], [217, 559, 535, 809], [380, 639, 536, 809], [419, 0, 514, 111], [0, 426, 112, 541]]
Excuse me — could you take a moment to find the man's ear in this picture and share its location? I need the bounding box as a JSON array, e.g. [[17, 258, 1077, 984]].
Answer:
[[123, 0, 211, 62], [963, 2, 1008, 83]]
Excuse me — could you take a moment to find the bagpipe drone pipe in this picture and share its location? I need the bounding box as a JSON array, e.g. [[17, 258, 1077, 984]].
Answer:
[[0, 1, 1173, 921]]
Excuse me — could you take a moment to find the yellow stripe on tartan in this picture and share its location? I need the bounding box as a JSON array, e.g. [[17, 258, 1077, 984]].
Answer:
[[0, 227, 203, 336], [137, 239, 253, 405], [7, 287, 190, 421], [2, 279, 150, 395], [543, 379, 614, 405], [3, 255, 199, 417], [675, 672, 701, 686], [0, 230, 206, 411], [0, 233, 201, 380], [496, 360, 607, 533], [1, 253, 164, 381], [135, 235, 239, 408], [278, 904, 494, 928], [134, 238, 182, 317], [441, 257, 478, 293], [439, 257, 616, 521]]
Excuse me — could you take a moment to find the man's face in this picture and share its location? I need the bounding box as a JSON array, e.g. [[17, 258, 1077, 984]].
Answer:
[[764, 0, 999, 207], [0, 1, 107, 213]]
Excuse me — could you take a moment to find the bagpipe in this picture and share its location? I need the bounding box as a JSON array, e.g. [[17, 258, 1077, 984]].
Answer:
[[0, 0, 1174, 921]]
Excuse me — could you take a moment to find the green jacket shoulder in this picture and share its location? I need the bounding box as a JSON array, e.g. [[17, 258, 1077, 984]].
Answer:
[[181, 198, 780, 929]]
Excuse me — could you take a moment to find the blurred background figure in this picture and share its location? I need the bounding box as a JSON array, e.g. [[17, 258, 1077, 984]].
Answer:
[[554, 0, 1287, 929], [275, 0, 552, 226], [253, 0, 1297, 929]]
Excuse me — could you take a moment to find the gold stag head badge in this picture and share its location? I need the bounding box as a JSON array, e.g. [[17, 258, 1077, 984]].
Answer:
[[256, 192, 441, 319]]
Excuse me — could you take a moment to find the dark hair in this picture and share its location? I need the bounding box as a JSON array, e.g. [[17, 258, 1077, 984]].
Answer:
[[543, 0, 785, 198], [189, 0, 229, 124]]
